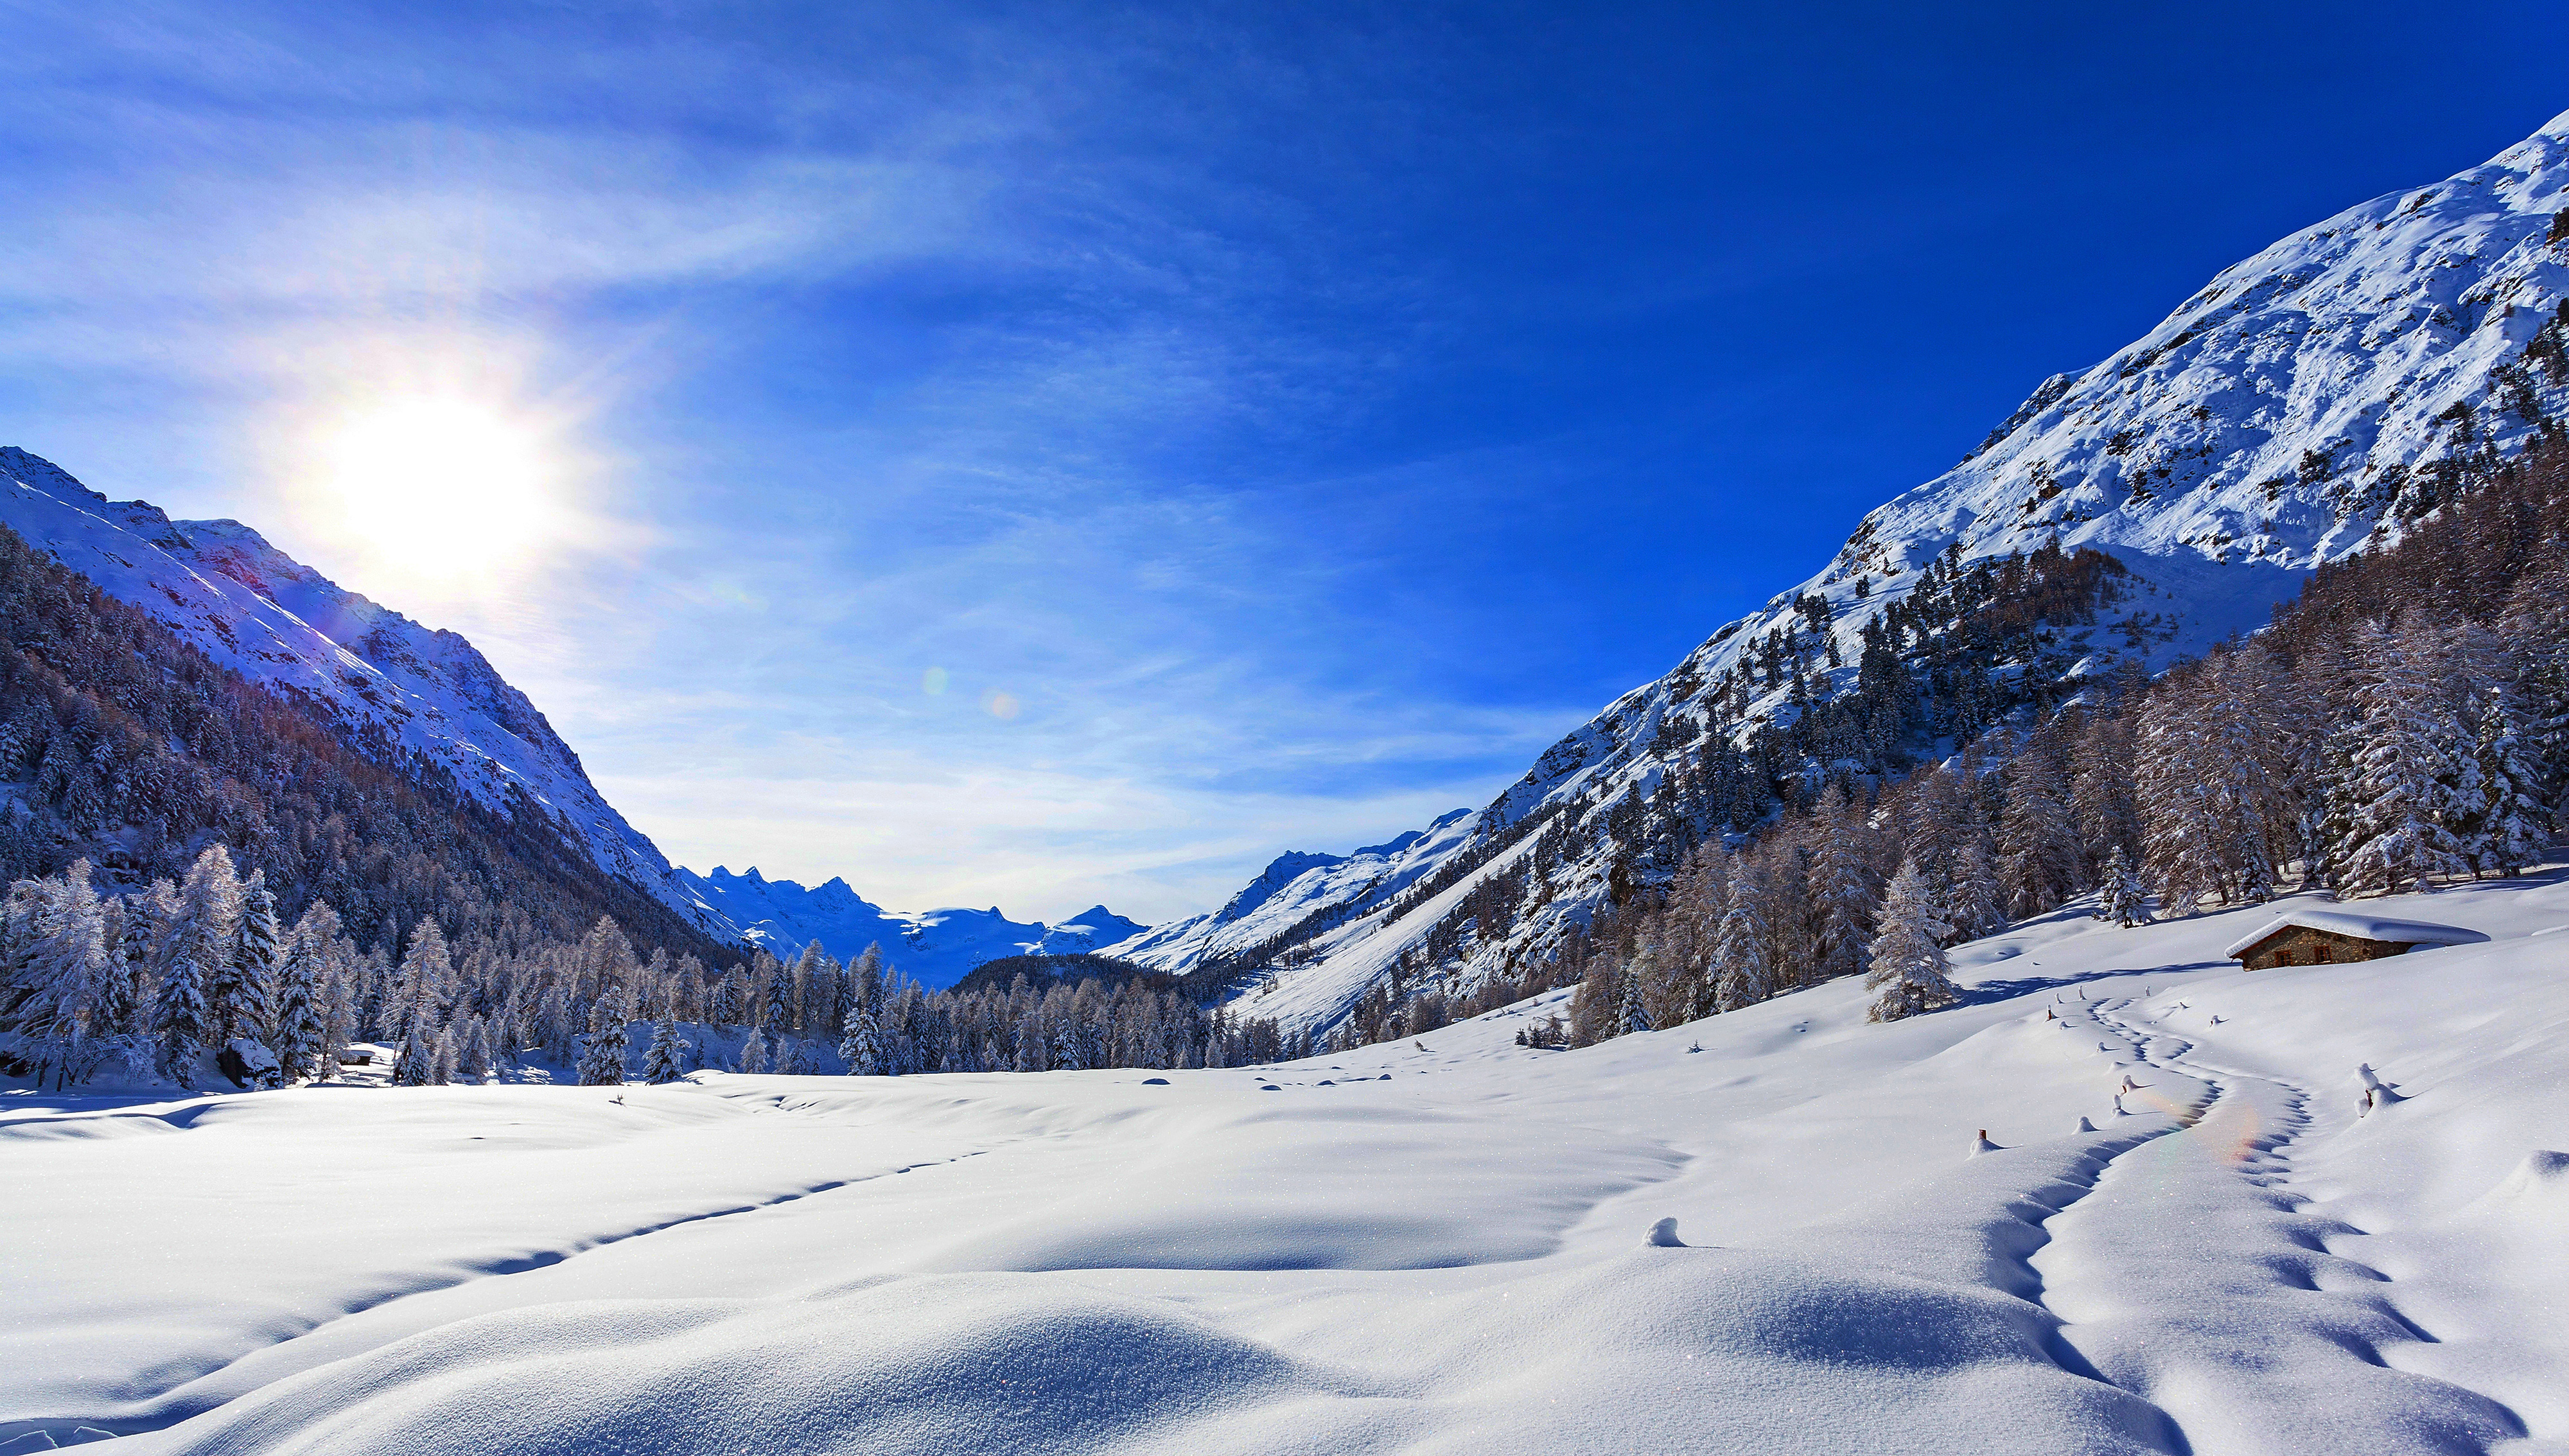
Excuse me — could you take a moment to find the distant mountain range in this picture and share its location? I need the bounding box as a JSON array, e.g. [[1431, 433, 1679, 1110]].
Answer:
[[678, 865, 1143, 988]]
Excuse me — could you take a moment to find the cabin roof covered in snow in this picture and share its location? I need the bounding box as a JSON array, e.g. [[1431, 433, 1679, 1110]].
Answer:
[[2221, 909, 2491, 959]]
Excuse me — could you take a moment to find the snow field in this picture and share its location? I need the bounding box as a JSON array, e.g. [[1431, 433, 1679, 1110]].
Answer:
[[3, 873, 2563, 1453]]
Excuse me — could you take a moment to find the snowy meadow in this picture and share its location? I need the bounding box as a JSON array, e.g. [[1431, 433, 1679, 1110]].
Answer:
[[6, 873, 2564, 1455]]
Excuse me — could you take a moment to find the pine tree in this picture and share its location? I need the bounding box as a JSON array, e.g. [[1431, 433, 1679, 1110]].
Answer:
[[2468, 689, 2551, 875], [737, 1025, 768, 1075], [392, 1021, 437, 1085], [1865, 859, 1959, 1022], [1615, 945, 1654, 1035], [457, 1013, 494, 1082], [1711, 875, 1772, 1013], [172, 845, 245, 1048], [839, 1001, 886, 1075], [1996, 755, 2083, 918], [429, 1024, 460, 1085], [577, 1002, 631, 1085], [151, 935, 211, 1087], [1804, 791, 1879, 984], [642, 1019, 687, 1083], [273, 924, 329, 1083], [763, 965, 794, 1036], [6, 861, 109, 1086], [393, 917, 454, 1048], [225, 872, 281, 1060], [2339, 627, 2472, 897], [1947, 839, 2004, 942], [2096, 846, 2151, 926]]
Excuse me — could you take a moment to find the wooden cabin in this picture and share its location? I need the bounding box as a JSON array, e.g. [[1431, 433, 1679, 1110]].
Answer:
[[2223, 909, 2487, 970]]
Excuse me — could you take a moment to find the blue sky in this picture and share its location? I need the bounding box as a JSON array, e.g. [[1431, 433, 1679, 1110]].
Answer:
[[4, 1, 2566, 923]]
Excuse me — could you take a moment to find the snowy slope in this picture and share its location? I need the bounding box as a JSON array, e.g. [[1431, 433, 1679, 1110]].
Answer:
[[5, 870, 2563, 1453], [679, 865, 1146, 987], [1098, 809, 1478, 977], [1179, 108, 2569, 1033], [0, 447, 739, 940]]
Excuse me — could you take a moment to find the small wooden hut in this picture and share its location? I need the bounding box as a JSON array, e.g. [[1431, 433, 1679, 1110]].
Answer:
[[2223, 909, 2487, 970]]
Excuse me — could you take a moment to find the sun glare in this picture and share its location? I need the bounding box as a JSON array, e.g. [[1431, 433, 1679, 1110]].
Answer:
[[306, 396, 568, 575]]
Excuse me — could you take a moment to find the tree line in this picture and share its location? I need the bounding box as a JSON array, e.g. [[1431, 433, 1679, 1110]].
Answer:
[[0, 839, 1299, 1089], [1518, 427, 2568, 1047]]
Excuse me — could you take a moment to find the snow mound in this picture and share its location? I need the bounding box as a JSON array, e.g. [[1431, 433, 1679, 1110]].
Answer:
[[139, 1277, 1358, 1456]]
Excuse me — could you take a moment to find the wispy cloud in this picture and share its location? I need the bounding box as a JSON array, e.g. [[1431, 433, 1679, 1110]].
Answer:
[[0, 1, 1606, 921]]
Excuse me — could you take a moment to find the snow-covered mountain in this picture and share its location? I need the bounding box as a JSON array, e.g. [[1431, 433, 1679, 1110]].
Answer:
[[0, 447, 740, 941], [1173, 109, 2569, 1035], [1101, 811, 1479, 976], [681, 865, 1145, 988]]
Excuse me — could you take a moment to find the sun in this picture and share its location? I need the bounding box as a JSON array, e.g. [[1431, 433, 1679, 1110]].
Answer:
[[304, 395, 569, 575]]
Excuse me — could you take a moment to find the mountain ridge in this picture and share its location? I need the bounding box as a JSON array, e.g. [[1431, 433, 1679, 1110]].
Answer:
[[1143, 105, 2569, 1035]]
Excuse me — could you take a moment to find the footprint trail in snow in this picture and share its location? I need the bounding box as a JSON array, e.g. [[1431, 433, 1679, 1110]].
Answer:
[[2031, 998, 2527, 1456]]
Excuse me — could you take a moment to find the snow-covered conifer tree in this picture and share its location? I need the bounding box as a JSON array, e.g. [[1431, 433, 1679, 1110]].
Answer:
[[452, 1013, 490, 1081], [1615, 945, 1655, 1035], [1865, 859, 1958, 1022], [839, 1001, 886, 1075], [1996, 755, 2084, 918], [393, 917, 454, 1048], [392, 1021, 436, 1086], [763, 965, 794, 1037], [577, 1002, 631, 1085], [221, 871, 281, 1055], [2339, 627, 2472, 897], [171, 845, 244, 1047], [429, 1024, 460, 1085], [7, 862, 109, 1085], [1711, 875, 1772, 1013], [2468, 689, 2551, 876], [736, 1025, 768, 1076], [1805, 791, 1878, 985], [1947, 839, 2004, 942], [273, 923, 329, 1083], [151, 931, 211, 1086], [2096, 846, 2150, 927], [642, 1019, 686, 1083]]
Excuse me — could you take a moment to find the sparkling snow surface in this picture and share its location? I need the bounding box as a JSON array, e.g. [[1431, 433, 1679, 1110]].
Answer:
[[5, 875, 2565, 1455]]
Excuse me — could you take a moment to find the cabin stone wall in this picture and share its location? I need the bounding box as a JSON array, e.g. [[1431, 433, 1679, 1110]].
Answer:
[[2237, 925, 2410, 970]]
